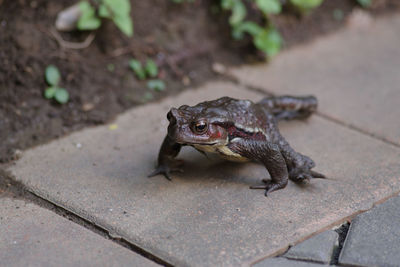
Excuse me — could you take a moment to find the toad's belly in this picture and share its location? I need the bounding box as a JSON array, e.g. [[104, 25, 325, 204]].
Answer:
[[193, 144, 250, 163]]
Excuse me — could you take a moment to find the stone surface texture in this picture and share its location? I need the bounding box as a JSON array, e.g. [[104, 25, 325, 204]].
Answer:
[[284, 230, 338, 264], [229, 15, 400, 145], [253, 257, 325, 267], [339, 195, 400, 267], [0, 197, 157, 267], [7, 81, 400, 266]]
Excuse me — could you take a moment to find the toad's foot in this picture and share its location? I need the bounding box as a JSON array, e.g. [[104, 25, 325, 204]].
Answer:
[[289, 168, 325, 183], [250, 179, 288, 197], [148, 160, 184, 181]]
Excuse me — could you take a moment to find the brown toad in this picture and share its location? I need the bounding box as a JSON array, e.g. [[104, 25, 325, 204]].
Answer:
[[149, 95, 324, 196]]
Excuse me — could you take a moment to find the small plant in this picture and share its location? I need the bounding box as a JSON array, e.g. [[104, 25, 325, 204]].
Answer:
[[107, 63, 115, 72], [129, 59, 146, 80], [333, 8, 344, 21], [129, 58, 166, 92], [255, 0, 282, 16], [233, 21, 282, 57], [222, 0, 283, 58], [171, 0, 195, 3], [356, 0, 371, 8], [145, 59, 158, 78], [77, 0, 133, 37], [141, 91, 154, 103], [220, 0, 326, 58], [290, 0, 324, 14], [129, 59, 159, 80], [147, 79, 166, 92], [44, 65, 69, 104]]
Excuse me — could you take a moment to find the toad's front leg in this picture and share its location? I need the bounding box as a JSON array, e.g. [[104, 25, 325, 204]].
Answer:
[[148, 135, 183, 180], [229, 139, 289, 196]]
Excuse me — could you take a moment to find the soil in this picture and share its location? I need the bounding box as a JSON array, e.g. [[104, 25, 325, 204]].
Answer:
[[1, 0, 399, 163]]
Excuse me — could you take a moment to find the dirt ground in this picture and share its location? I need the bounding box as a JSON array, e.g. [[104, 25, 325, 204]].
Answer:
[[1, 0, 399, 163]]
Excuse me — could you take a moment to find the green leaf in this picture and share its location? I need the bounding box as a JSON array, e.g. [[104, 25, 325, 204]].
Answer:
[[357, 0, 371, 8], [77, 15, 101, 30], [112, 15, 133, 37], [221, 0, 247, 26], [232, 21, 263, 40], [147, 79, 166, 92], [44, 87, 56, 99], [100, 0, 133, 36], [103, 0, 131, 16], [77, 1, 101, 30], [129, 59, 141, 70], [99, 3, 111, 18], [78, 1, 92, 13], [221, 0, 234, 9], [145, 59, 158, 78], [255, 0, 282, 16], [290, 0, 324, 12], [333, 9, 344, 21], [229, 0, 246, 26], [129, 59, 146, 80], [54, 88, 69, 104], [45, 65, 61, 86], [107, 63, 115, 72], [142, 92, 153, 102], [253, 27, 282, 58]]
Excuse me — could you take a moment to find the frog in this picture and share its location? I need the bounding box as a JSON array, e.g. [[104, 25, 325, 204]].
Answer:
[[149, 95, 325, 196]]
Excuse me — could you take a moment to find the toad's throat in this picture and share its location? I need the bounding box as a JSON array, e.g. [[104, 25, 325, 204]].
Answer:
[[192, 142, 249, 163]]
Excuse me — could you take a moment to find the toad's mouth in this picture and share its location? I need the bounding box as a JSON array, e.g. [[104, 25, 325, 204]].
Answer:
[[178, 141, 218, 146]]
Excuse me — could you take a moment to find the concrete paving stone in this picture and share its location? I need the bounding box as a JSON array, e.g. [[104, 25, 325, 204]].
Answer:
[[253, 257, 326, 267], [284, 230, 338, 264], [229, 15, 400, 145], [338, 195, 400, 267], [0, 197, 157, 267], [7, 81, 400, 266]]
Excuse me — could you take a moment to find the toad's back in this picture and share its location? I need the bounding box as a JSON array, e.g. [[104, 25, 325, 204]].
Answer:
[[187, 97, 274, 132]]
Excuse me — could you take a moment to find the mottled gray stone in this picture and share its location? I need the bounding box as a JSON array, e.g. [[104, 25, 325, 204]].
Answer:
[[7, 82, 400, 266], [230, 15, 400, 145], [284, 230, 338, 264], [0, 197, 157, 267], [339, 195, 400, 267], [254, 257, 326, 267]]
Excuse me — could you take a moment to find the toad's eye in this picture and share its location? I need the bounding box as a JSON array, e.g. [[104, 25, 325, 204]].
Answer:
[[193, 121, 208, 134]]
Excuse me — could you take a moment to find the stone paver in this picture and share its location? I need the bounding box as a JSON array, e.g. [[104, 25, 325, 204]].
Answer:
[[253, 257, 325, 267], [7, 81, 400, 266], [284, 230, 338, 264], [339, 195, 400, 267], [229, 15, 400, 145], [0, 197, 157, 267]]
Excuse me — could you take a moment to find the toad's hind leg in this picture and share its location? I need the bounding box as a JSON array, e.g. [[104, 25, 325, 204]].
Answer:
[[279, 140, 326, 183], [258, 95, 318, 121]]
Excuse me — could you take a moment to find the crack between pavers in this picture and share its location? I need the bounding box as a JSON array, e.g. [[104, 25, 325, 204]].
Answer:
[[314, 112, 400, 149], [331, 222, 350, 265], [280, 256, 333, 265], [231, 80, 400, 150], [250, 191, 400, 266], [0, 169, 172, 267]]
